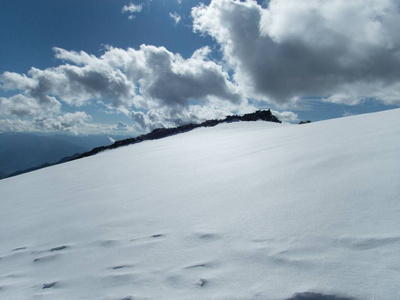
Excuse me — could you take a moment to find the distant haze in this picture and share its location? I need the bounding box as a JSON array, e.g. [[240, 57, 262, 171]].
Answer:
[[0, 133, 129, 178]]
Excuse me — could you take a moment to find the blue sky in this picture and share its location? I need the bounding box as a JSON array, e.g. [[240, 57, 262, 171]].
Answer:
[[0, 0, 213, 72], [0, 0, 399, 135]]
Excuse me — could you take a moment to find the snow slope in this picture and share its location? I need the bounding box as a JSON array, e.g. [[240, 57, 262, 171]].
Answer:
[[0, 109, 399, 300]]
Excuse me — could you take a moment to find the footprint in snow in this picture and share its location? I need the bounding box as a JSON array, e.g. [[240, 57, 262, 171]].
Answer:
[[184, 263, 208, 269], [30, 245, 70, 256], [190, 232, 221, 241], [130, 233, 165, 243], [0, 247, 28, 261], [151, 234, 164, 238], [286, 292, 355, 300], [33, 254, 59, 263], [111, 264, 134, 270], [198, 278, 208, 287], [337, 235, 400, 251], [103, 273, 141, 287], [50, 245, 69, 252], [42, 282, 57, 289], [12, 247, 27, 252], [4, 274, 23, 279], [98, 240, 120, 247], [88, 239, 120, 248], [198, 233, 220, 240]]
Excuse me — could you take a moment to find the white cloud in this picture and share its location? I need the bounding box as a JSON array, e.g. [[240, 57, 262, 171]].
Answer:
[[0, 112, 136, 135], [1, 45, 245, 133], [137, 45, 242, 107], [130, 97, 259, 131], [122, 3, 143, 20], [122, 3, 143, 19], [0, 118, 38, 133], [117, 121, 129, 130], [192, 0, 400, 106], [0, 94, 60, 117], [34, 112, 92, 134], [2, 66, 135, 110], [2, 45, 242, 113], [3, 0, 400, 135], [322, 94, 364, 106], [271, 110, 298, 123], [0, 111, 93, 135], [169, 12, 181, 25], [343, 111, 354, 117], [122, 4, 142, 13]]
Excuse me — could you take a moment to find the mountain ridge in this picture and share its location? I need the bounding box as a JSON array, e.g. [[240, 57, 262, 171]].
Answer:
[[1, 110, 280, 179], [75, 109, 280, 160]]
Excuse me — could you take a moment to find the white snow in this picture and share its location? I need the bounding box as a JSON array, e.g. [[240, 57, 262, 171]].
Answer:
[[0, 109, 400, 300]]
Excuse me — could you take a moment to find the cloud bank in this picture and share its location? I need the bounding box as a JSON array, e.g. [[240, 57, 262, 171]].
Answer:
[[0, 45, 245, 133], [2, 0, 400, 134], [192, 0, 400, 105]]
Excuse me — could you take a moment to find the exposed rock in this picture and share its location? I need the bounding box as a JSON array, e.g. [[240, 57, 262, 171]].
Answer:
[[75, 110, 281, 160]]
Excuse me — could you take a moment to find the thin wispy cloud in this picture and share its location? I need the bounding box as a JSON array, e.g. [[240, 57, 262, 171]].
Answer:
[[169, 12, 181, 25]]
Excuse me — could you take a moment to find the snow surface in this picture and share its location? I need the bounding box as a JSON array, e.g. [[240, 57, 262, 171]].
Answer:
[[0, 109, 400, 300]]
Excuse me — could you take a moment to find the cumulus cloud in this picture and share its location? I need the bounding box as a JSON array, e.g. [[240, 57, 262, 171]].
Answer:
[[271, 110, 298, 123], [1, 44, 245, 133], [130, 110, 167, 130], [0, 118, 38, 133], [2, 46, 241, 111], [0, 111, 135, 135], [130, 98, 258, 131], [138, 45, 242, 107], [3, 0, 400, 135], [192, 0, 400, 105], [0, 94, 60, 117], [1, 54, 135, 111], [34, 112, 91, 134], [169, 12, 181, 25], [117, 121, 129, 130], [122, 3, 143, 20]]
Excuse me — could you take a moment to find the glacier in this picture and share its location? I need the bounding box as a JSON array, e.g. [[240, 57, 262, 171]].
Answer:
[[0, 109, 399, 299]]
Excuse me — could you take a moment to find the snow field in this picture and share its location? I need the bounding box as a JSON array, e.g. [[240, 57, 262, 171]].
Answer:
[[0, 109, 399, 299]]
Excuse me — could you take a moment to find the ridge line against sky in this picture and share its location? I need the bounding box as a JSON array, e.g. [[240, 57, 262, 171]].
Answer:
[[0, 0, 399, 135]]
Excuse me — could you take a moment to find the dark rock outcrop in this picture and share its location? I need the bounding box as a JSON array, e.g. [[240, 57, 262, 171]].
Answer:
[[75, 109, 281, 160]]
